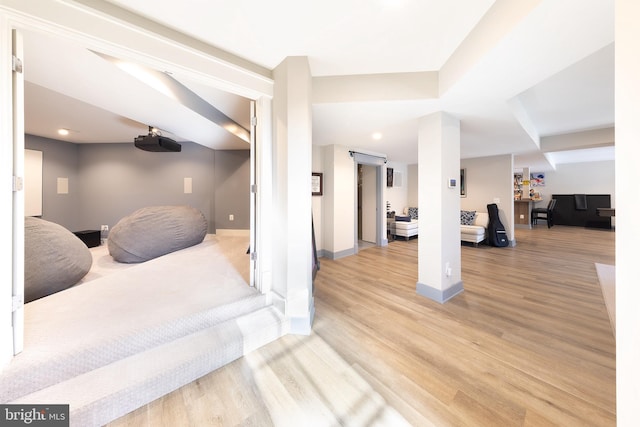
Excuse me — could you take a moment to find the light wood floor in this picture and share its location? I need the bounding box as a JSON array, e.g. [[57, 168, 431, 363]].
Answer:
[[109, 225, 616, 427]]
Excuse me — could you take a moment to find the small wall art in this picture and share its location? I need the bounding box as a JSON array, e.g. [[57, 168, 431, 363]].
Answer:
[[312, 172, 323, 196], [460, 168, 467, 197], [530, 172, 545, 187]]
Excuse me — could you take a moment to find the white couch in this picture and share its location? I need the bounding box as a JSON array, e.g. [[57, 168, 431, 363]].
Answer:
[[461, 211, 489, 246], [389, 208, 489, 245]]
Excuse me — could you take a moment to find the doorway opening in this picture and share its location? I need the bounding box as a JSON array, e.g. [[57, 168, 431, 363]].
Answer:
[[357, 164, 377, 250], [351, 151, 386, 253]]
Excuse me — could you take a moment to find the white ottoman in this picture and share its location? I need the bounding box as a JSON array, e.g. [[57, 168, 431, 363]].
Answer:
[[394, 219, 418, 241]]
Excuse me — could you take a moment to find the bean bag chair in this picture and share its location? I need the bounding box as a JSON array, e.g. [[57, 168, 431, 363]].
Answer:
[[25, 217, 93, 303], [108, 205, 207, 263]]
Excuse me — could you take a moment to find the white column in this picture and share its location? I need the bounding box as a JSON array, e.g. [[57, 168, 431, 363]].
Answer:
[[416, 112, 463, 303], [616, 0, 640, 423], [272, 57, 314, 334]]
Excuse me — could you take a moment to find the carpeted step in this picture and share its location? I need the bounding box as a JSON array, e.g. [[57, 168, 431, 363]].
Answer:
[[0, 294, 265, 402], [10, 305, 288, 427], [0, 290, 267, 403], [1, 235, 264, 403]]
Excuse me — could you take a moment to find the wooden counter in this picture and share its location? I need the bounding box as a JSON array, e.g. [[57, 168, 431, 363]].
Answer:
[[514, 199, 542, 228]]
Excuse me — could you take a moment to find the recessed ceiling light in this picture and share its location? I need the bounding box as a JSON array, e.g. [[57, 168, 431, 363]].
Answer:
[[372, 132, 382, 140], [58, 128, 70, 136]]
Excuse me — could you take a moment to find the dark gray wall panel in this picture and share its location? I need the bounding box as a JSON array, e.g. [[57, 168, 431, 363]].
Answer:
[[24, 135, 250, 234], [214, 150, 250, 230]]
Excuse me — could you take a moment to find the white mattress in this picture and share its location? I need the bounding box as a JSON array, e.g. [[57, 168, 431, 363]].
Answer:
[[2, 234, 265, 403]]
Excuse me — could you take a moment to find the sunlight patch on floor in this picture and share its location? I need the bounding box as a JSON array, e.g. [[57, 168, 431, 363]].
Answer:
[[595, 263, 615, 336], [244, 333, 414, 427]]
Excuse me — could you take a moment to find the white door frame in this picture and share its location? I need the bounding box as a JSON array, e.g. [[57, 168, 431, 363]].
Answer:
[[0, 23, 26, 365], [11, 28, 25, 356], [0, 1, 275, 367], [359, 164, 377, 244], [351, 151, 387, 253]]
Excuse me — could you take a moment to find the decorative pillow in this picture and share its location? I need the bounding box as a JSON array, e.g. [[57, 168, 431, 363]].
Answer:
[[25, 217, 92, 303], [408, 207, 418, 220], [460, 210, 477, 225], [108, 205, 207, 263]]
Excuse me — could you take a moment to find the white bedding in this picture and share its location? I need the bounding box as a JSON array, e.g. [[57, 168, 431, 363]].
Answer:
[[78, 234, 250, 284], [2, 234, 261, 403], [76, 240, 136, 284]]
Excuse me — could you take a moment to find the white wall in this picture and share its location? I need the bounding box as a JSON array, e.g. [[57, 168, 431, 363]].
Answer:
[[407, 164, 418, 207], [272, 56, 314, 333], [412, 156, 614, 244], [320, 144, 356, 258], [616, 0, 640, 421], [461, 155, 514, 242], [385, 161, 409, 215], [312, 145, 324, 253], [461, 157, 615, 242], [313, 148, 405, 254], [532, 160, 615, 207], [314, 148, 410, 255], [528, 160, 615, 227]]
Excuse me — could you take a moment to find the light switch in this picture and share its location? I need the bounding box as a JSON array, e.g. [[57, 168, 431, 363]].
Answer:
[[184, 177, 192, 194]]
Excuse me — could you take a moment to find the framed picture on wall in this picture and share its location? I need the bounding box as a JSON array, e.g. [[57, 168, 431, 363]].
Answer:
[[312, 172, 323, 196], [530, 172, 545, 186], [387, 167, 394, 187], [460, 168, 467, 197]]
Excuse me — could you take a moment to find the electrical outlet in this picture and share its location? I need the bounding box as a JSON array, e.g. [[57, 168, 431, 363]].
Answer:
[[101, 225, 109, 232], [229, 214, 234, 221]]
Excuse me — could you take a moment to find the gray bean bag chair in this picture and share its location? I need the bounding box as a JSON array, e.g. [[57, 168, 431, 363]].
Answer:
[[108, 205, 208, 263], [25, 217, 93, 303]]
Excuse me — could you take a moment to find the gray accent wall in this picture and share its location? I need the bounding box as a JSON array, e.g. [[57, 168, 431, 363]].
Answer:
[[77, 142, 216, 233], [25, 135, 80, 230], [25, 134, 250, 234], [214, 150, 251, 230]]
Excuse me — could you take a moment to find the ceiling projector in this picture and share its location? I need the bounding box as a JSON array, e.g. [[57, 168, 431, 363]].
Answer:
[[134, 129, 181, 152]]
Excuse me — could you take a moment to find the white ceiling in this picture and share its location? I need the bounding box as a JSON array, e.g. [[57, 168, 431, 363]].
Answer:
[[20, 0, 614, 170]]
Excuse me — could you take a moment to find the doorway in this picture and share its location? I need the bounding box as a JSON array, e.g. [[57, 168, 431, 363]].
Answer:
[[351, 151, 386, 253], [358, 164, 377, 249], [3, 13, 272, 365]]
